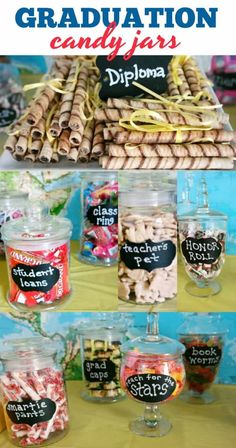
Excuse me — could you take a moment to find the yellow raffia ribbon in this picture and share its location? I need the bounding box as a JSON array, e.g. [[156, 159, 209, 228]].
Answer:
[[23, 78, 69, 95], [45, 102, 59, 143], [169, 55, 190, 86]]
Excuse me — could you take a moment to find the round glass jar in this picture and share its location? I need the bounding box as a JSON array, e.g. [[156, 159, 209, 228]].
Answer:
[[79, 314, 130, 402], [120, 329, 185, 437], [178, 313, 226, 404], [0, 338, 69, 447], [0, 63, 25, 131], [119, 186, 177, 305], [178, 184, 227, 297], [78, 173, 118, 266], [1, 205, 72, 311], [0, 190, 28, 257]]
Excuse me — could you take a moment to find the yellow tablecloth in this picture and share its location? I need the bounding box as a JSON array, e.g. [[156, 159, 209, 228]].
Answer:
[[0, 241, 117, 312], [0, 382, 235, 448], [178, 255, 236, 312]]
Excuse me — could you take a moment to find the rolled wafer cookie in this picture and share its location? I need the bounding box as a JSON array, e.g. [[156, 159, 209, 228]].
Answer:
[[31, 117, 46, 139], [69, 65, 89, 132], [167, 67, 192, 97], [49, 107, 61, 137], [107, 143, 236, 158], [24, 153, 37, 162], [4, 135, 17, 152], [77, 119, 95, 158], [182, 59, 210, 97], [59, 59, 79, 128], [67, 147, 79, 162], [58, 130, 71, 155], [30, 139, 43, 154], [99, 156, 234, 170], [15, 136, 28, 155], [91, 122, 105, 159], [39, 140, 53, 163]]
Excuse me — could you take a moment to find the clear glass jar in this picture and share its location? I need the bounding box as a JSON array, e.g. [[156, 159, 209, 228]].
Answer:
[[79, 173, 118, 266], [119, 173, 177, 304], [178, 313, 226, 404], [178, 177, 227, 297], [1, 204, 72, 311], [0, 63, 25, 131], [79, 314, 130, 402], [0, 190, 28, 257], [120, 313, 185, 437], [0, 338, 69, 447]]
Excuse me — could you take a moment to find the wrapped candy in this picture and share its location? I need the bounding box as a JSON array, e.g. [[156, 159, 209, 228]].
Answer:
[[1, 205, 72, 311], [79, 174, 118, 266], [0, 338, 69, 446]]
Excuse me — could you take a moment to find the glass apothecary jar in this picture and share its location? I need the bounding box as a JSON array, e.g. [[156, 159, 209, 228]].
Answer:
[[178, 313, 226, 404], [0, 190, 28, 257], [119, 174, 177, 305], [178, 177, 227, 297], [0, 63, 25, 131], [78, 173, 118, 266], [1, 204, 72, 311], [120, 313, 185, 437], [0, 338, 69, 447], [79, 314, 130, 402]]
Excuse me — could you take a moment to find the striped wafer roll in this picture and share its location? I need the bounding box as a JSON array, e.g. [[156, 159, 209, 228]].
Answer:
[[49, 107, 61, 137], [24, 153, 37, 162], [15, 136, 28, 155], [67, 147, 79, 162], [104, 128, 236, 145], [69, 65, 89, 132], [77, 119, 95, 159], [31, 117, 46, 139], [4, 135, 17, 152], [69, 130, 84, 146], [91, 122, 105, 159], [38, 139, 53, 163], [107, 143, 236, 158], [59, 58, 79, 128], [12, 151, 24, 161], [58, 130, 71, 155], [51, 149, 60, 163], [167, 66, 192, 97], [30, 140, 43, 154], [182, 59, 210, 96], [99, 156, 234, 170]]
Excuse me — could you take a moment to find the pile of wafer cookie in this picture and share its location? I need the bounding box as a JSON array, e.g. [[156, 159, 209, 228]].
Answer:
[[3, 55, 236, 169]]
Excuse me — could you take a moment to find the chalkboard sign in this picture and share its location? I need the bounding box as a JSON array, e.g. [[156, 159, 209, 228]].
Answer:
[[84, 359, 116, 382], [214, 73, 236, 90], [120, 239, 176, 272], [6, 398, 56, 426], [126, 373, 176, 403], [11, 263, 60, 292], [0, 107, 16, 127], [87, 205, 118, 226], [184, 345, 222, 366], [181, 237, 222, 265], [96, 56, 172, 99]]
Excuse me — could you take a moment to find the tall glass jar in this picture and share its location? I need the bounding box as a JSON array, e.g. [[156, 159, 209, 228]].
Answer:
[[178, 313, 226, 404], [1, 204, 72, 311], [119, 174, 177, 304], [0, 190, 28, 257], [79, 314, 130, 402], [0, 338, 69, 447], [79, 173, 118, 266], [178, 177, 227, 297]]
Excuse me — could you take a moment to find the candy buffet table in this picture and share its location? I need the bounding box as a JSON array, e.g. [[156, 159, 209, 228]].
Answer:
[[178, 255, 236, 312], [0, 382, 235, 448], [0, 241, 117, 312]]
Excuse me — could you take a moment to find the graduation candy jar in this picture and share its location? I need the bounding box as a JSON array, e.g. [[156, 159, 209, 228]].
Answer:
[[79, 314, 130, 402], [79, 173, 118, 266], [1, 204, 72, 311], [0, 190, 28, 257], [120, 313, 185, 437], [119, 173, 177, 304], [178, 313, 225, 404], [178, 176, 227, 297], [0, 338, 69, 447]]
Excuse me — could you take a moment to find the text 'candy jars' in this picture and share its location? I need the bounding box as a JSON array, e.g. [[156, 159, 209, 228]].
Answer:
[[79, 173, 118, 266], [79, 313, 131, 402], [178, 176, 227, 297], [1, 205, 72, 311], [178, 313, 226, 404], [0, 190, 28, 257], [0, 338, 69, 447], [119, 173, 177, 304], [120, 313, 185, 437]]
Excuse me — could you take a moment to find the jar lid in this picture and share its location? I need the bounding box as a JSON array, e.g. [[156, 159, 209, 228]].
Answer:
[[121, 334, 185, 357], [177, 313, 227, 336], [178, 207, 227, 222], [120, 190, 175, 207], [0, 190, 28, 208], [78, 313, 130, 336], [1, 203, 72, 244]]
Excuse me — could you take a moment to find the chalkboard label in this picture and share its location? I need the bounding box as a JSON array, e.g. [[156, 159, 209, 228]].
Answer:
[[184, 345, 222, 366], [6, 398, 56, 426], [96, 56, 172, 99], [11, 263, 60, 292], [87, 205, 118, 226], [84, 359, 116, 382], [214, 73, 236, 90], [120, 239, 176, 272], [181, 237, 222, 265], [0, 107, 16, 127], [126, 373, 176, 403]]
